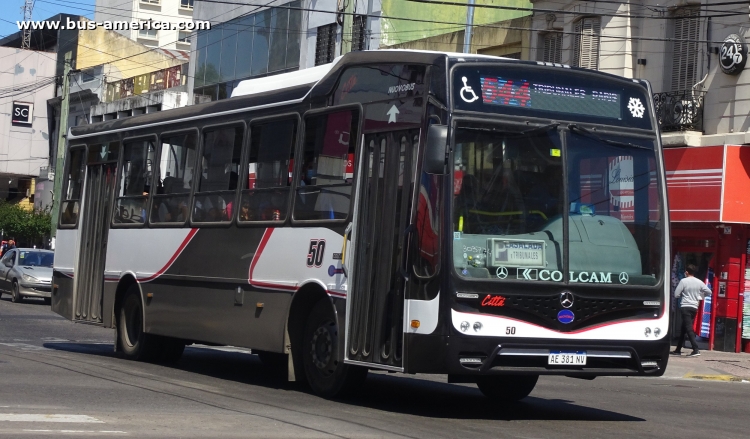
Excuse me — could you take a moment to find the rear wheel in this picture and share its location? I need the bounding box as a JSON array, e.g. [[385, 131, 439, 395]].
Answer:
[[302, 299, 367, 398], [11, 281, 22, 303], [118, 285, 159, 361], [476, 375, 538, 402]]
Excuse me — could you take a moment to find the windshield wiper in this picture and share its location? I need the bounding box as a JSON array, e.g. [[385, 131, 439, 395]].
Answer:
[[568, 124, 652, 150], [462, 122, 559, 137]]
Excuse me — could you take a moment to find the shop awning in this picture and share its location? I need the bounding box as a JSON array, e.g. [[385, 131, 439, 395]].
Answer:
[[664, 145, 750, 222]]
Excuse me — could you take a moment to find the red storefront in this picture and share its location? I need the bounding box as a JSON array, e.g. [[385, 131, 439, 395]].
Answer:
[[665, 145, 750, 353]]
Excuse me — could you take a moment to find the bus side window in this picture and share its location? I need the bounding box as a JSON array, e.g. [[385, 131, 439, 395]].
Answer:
[[60, 147, 86, 227], [294, 110, 359, 221], [151, 133, 198, 225], [193, 125, 243, 223], [240, 119, 297, 222], [114, 139, 155, 225]]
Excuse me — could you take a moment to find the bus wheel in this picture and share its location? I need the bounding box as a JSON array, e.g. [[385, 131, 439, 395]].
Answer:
[[302, 299, 367, 398], [118, 285, 158, 362], [476, 375, 538, 402]]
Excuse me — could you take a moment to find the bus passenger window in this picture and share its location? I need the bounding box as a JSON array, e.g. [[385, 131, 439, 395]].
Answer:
[[60, 147, 86, 226], [114, 139, 156, 225], [240, 119, 296, 222], [294, 110, 358, 221], [151, 133, 198, 224], [193, 125, 243, 223]]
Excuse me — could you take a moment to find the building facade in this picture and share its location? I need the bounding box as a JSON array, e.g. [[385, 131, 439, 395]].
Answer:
[[0, 47, 57, 210], [95, 0, 195, 50], [530, 0, 750, 353]]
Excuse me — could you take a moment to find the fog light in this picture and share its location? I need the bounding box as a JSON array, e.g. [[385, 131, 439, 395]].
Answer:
[[460, 321, 470, 332], [644, 327, 652, 337], [654, 327, 661, 337], [473, 322, 483, 332]]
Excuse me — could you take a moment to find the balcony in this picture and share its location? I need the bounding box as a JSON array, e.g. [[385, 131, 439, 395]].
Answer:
[[104, 65, 187, 103], [653, 90, 705, 133]]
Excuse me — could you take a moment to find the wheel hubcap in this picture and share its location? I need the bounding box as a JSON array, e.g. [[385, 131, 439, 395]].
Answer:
[[310, 322, 334, 373]]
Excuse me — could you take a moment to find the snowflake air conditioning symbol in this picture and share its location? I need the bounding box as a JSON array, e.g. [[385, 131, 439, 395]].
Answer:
[[627, 97, 645, 118]]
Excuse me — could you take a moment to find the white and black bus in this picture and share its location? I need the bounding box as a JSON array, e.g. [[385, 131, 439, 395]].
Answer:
[[52, 50, 670, 401]]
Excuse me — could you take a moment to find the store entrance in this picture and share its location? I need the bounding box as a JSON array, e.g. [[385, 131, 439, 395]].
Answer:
[[671, 251, 715, 345]]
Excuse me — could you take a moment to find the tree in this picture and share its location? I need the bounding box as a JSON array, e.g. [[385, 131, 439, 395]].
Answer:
[[0, 202, 52, 248]]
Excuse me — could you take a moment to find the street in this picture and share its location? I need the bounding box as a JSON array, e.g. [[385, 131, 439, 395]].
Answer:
[[1, 297, 748, 439]]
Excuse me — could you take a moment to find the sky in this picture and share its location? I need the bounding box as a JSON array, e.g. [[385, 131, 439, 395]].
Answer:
[[0, 0, 97, 39]]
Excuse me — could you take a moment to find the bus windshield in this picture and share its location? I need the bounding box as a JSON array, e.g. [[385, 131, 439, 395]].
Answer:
[[452, 124, 662, 287]]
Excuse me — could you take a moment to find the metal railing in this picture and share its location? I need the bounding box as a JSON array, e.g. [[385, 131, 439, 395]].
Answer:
[[653, 89, 705, 133]]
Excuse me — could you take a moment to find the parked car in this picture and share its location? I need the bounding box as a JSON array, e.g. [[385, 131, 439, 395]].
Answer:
[[0, 248, 53, 303]]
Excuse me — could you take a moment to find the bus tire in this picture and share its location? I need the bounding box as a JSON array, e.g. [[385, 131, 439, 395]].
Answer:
[[302, 298, 367, 398], [476, 375, 538, 402], [118, 285, 159, 362]]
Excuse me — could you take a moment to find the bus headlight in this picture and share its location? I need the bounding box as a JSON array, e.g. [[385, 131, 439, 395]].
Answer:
[[22, 273, 39, 283], [460, 321, 470, 332], [644, 327, 652, 337], [473, 322, 483, 332], [654, 327, 661, 337]]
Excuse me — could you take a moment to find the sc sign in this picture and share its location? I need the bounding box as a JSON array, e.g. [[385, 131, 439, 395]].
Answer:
[[11, 102, 33, 126]]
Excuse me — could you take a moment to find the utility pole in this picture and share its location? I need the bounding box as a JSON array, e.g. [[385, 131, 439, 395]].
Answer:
[[51, 52, 73, 241], [21, 0, 33, 50], [462, 0, 476, 54], [340, 0, 356, 55]]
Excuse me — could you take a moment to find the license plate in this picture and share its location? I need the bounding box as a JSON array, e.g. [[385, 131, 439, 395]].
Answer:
[[548, 351, 587, 365]]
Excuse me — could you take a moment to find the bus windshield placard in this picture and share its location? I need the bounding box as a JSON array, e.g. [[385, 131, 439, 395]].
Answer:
[[452, 65, 652, 130]]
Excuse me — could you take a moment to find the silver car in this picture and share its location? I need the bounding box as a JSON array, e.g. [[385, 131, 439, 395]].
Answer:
[[0, 248, 54, 303]]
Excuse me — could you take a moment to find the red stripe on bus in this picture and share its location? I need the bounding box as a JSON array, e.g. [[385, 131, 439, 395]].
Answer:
[[138, 228, 199, 283], [248, 228, 274, 283]]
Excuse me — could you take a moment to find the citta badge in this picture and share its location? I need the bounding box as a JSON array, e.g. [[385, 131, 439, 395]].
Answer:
[[719, 34, 747, 75]]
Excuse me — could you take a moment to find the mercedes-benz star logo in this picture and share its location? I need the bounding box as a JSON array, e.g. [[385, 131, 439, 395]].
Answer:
[[619, 272, 629, 285], [560, 291, 574, 309], [496, 266, 508, 279]]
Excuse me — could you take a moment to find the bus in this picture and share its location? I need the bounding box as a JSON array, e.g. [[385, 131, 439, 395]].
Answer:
[[52, 50, 670, 401]]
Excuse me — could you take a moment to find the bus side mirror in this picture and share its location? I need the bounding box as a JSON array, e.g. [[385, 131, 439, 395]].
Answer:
[[425, 124, 448, 175]]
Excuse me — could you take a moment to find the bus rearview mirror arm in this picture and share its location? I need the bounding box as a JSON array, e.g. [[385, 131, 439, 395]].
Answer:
[[425, 124, 449, 175]]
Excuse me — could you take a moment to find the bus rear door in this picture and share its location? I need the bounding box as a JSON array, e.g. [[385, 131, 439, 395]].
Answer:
[[74, 142, 119, 325], [346, 130, 420, 369]]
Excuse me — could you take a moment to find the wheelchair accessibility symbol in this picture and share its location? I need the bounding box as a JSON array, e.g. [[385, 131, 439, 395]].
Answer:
[[459, 76, 479, 103]]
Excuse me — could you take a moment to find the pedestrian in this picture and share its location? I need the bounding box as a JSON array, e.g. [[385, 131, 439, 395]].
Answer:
[[671, 264, 712, 357]]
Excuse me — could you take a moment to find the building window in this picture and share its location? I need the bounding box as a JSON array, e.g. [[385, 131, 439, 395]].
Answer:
[[180, 0, 193, 9], [315, 23, 337, 66], [178, 31, 191, 45], [140, 0, 160, 4], [671, 7, 700, 91], [81, 68, 96, 82], [539, 32, 562, 63], [572, 17, 600, 70], [138, 25, 158, 40], [352, 15, 366, 51]]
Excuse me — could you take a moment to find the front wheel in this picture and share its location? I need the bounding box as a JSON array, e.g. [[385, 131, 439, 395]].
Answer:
[[11, 281, 22, 303], [476, 375, 538, 402], [302, 299, 367, 398], [118, 285, 159, 361]]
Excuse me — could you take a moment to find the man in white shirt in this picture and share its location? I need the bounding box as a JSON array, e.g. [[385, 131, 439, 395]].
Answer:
[[671, 264, 712, 357]]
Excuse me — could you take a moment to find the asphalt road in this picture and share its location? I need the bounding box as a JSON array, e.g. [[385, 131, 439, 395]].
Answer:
[[0, 296, 747, 438]]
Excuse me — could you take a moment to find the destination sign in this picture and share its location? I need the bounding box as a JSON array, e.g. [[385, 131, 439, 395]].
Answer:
[[452, 65, 653, 130]]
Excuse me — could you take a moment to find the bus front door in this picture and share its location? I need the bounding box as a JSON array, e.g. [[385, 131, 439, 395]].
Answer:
[[74, 162, 117, 324], [346, 130, 419, 369]]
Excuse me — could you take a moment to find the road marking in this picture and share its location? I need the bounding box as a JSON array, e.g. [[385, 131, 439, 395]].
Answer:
[[23, 430, 126, 434], [683, 373, 742, 382], [0, 414, 104, 423], [0, 343, 52, 352]]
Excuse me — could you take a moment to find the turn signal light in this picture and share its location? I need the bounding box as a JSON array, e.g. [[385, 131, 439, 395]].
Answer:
[[410, 320, 420, 329]]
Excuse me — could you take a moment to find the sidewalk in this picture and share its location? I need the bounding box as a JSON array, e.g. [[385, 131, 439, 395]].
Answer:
[[664, 338, 750, 382]]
